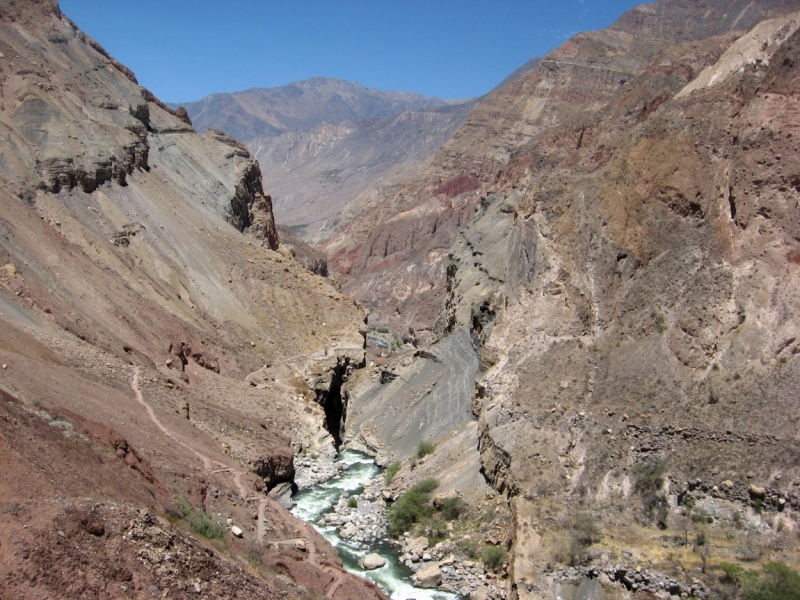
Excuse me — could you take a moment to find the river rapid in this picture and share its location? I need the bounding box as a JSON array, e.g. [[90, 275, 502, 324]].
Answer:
[[291, 450, 458, 600]]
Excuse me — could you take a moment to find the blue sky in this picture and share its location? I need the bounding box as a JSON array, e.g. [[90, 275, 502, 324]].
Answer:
[[60, 1, 645, 103]]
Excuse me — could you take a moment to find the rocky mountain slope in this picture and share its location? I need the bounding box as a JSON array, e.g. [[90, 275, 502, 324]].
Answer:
[[253, 100, 477, 238], [175, 77, 458, 141], [0, 2, 381, 598], [176, 78, 476, 239], [335, 1, 800, 598]]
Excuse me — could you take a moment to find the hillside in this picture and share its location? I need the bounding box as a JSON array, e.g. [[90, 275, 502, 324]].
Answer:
[[174, 79, 476, 238], [0, 2, 380, 598], [333, 1, 800, 598]]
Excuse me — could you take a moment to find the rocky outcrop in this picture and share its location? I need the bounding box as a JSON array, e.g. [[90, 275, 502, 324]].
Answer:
[[343, 328, 479, 460], [276, 224, 332, 277]]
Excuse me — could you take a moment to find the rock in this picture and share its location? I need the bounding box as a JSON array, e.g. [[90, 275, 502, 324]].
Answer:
[[295, 539, 306, 551], [358, 553, 386, 570], [268, 481, 294, 508], [412, 562, 442, 588], [746, 471, 755, 479], [471, 586, 490, 600], [173, 106, 193, 126], [406, 535, 429, 556], [422, 552, 432, 561], [723, 479, 734, 489], [230, 525, 243, 538], [340, 522, 359, 539], [748, 484, 766, 497], [382, 489, 395, 501], [433, 489, 459, 508]]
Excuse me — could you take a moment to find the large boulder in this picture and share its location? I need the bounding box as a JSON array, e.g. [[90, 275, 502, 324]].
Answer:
[[339, 522, 359, 539], [412, 562, 442, 589], [358, 553, 386, 570], [405, 536, 429, 556]]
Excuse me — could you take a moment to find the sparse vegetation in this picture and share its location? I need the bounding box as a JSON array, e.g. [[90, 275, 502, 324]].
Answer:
[[481, 545, 508, 570], [439, 496, 466, 521], [412, 477, 439, 494], [652, 311, 667, 333], [572, 512, 602, 545], [347, 497, 357, 508], [188, 511, 226, 539], [718, 561, 800, 600], [167, 502, 227, 540], [387, 478, 440, 535], [633, 458, 666, 493], [388, 489, 435, 535], [384, 461, 401, 483], [417, 440, 435, 458]]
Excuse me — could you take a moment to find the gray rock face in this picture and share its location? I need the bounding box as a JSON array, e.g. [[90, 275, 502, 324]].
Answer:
[[344, 328, 479, 459]]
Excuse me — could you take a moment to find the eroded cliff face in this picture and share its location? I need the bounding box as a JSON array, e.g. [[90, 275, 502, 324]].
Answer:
[[433, 5, 800, 598], [323, 0, 800, 345], [337, 1, 800, 598], [0, 3, 379, 599]]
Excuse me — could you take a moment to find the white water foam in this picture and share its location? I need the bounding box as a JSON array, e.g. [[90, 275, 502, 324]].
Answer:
[[291, 450, 458, 600]]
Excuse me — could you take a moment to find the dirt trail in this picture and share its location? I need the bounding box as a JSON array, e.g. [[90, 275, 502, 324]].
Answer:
[[130, 367, 357, 599]]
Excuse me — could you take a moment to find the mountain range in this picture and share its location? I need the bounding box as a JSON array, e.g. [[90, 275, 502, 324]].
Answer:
[[2, 0, 800, 599]]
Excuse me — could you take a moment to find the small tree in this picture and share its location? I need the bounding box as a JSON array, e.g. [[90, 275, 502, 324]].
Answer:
[[417, 440, 435, 458]]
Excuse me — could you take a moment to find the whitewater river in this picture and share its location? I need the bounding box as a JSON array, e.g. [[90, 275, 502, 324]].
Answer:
[[291, 450, 458, 600]]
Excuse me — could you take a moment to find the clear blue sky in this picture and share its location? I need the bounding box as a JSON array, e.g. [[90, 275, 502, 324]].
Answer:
[[60, 1, 645, 103]]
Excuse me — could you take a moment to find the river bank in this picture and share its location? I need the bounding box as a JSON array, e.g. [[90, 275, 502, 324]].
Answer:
[[291, 450, 460, 599]]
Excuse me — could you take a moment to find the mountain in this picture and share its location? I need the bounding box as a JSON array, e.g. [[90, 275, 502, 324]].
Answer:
[[172, 77, 460, 141], [491, 56, 542, 92], [0, 2, 381, 598], [330, 0, 800, 597], [174, 79, 476, 238], [253, 100, 478, 238]]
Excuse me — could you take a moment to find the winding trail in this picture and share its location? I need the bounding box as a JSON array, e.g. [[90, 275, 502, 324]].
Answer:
[[129, 367, 355, 600]]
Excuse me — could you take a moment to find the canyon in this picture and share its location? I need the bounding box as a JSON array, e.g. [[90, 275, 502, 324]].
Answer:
[[2, 0, 800, 599]]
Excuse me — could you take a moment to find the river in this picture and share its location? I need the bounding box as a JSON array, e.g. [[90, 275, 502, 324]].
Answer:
[[291, 449, 459, 600]]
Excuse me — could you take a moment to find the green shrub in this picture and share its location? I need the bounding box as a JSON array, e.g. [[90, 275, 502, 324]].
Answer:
[[457, 538, 481, 560], [718, 562, 744, 584], [481, 545, 508, 570], [388, 490, 434, 536], [187, 509, 226, 539], [347, 497, 358, 508], [738, 562, 800, 600], [633, 459, 666, 494], [652, 311, 667, 333], [439, 496, 466, 521], [417, 440, 435, 458], [412, 478, 439, 494], [572, 512, 602, 546], [377, 327, 390, 334], [691, 507, 714, 524], [384, 461, 401, 483]]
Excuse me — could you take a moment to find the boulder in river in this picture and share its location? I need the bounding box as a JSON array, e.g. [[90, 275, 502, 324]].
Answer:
[[340, 522, 359, 539], [359, 553, 386, 570], [413, 562, 442, 588]]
